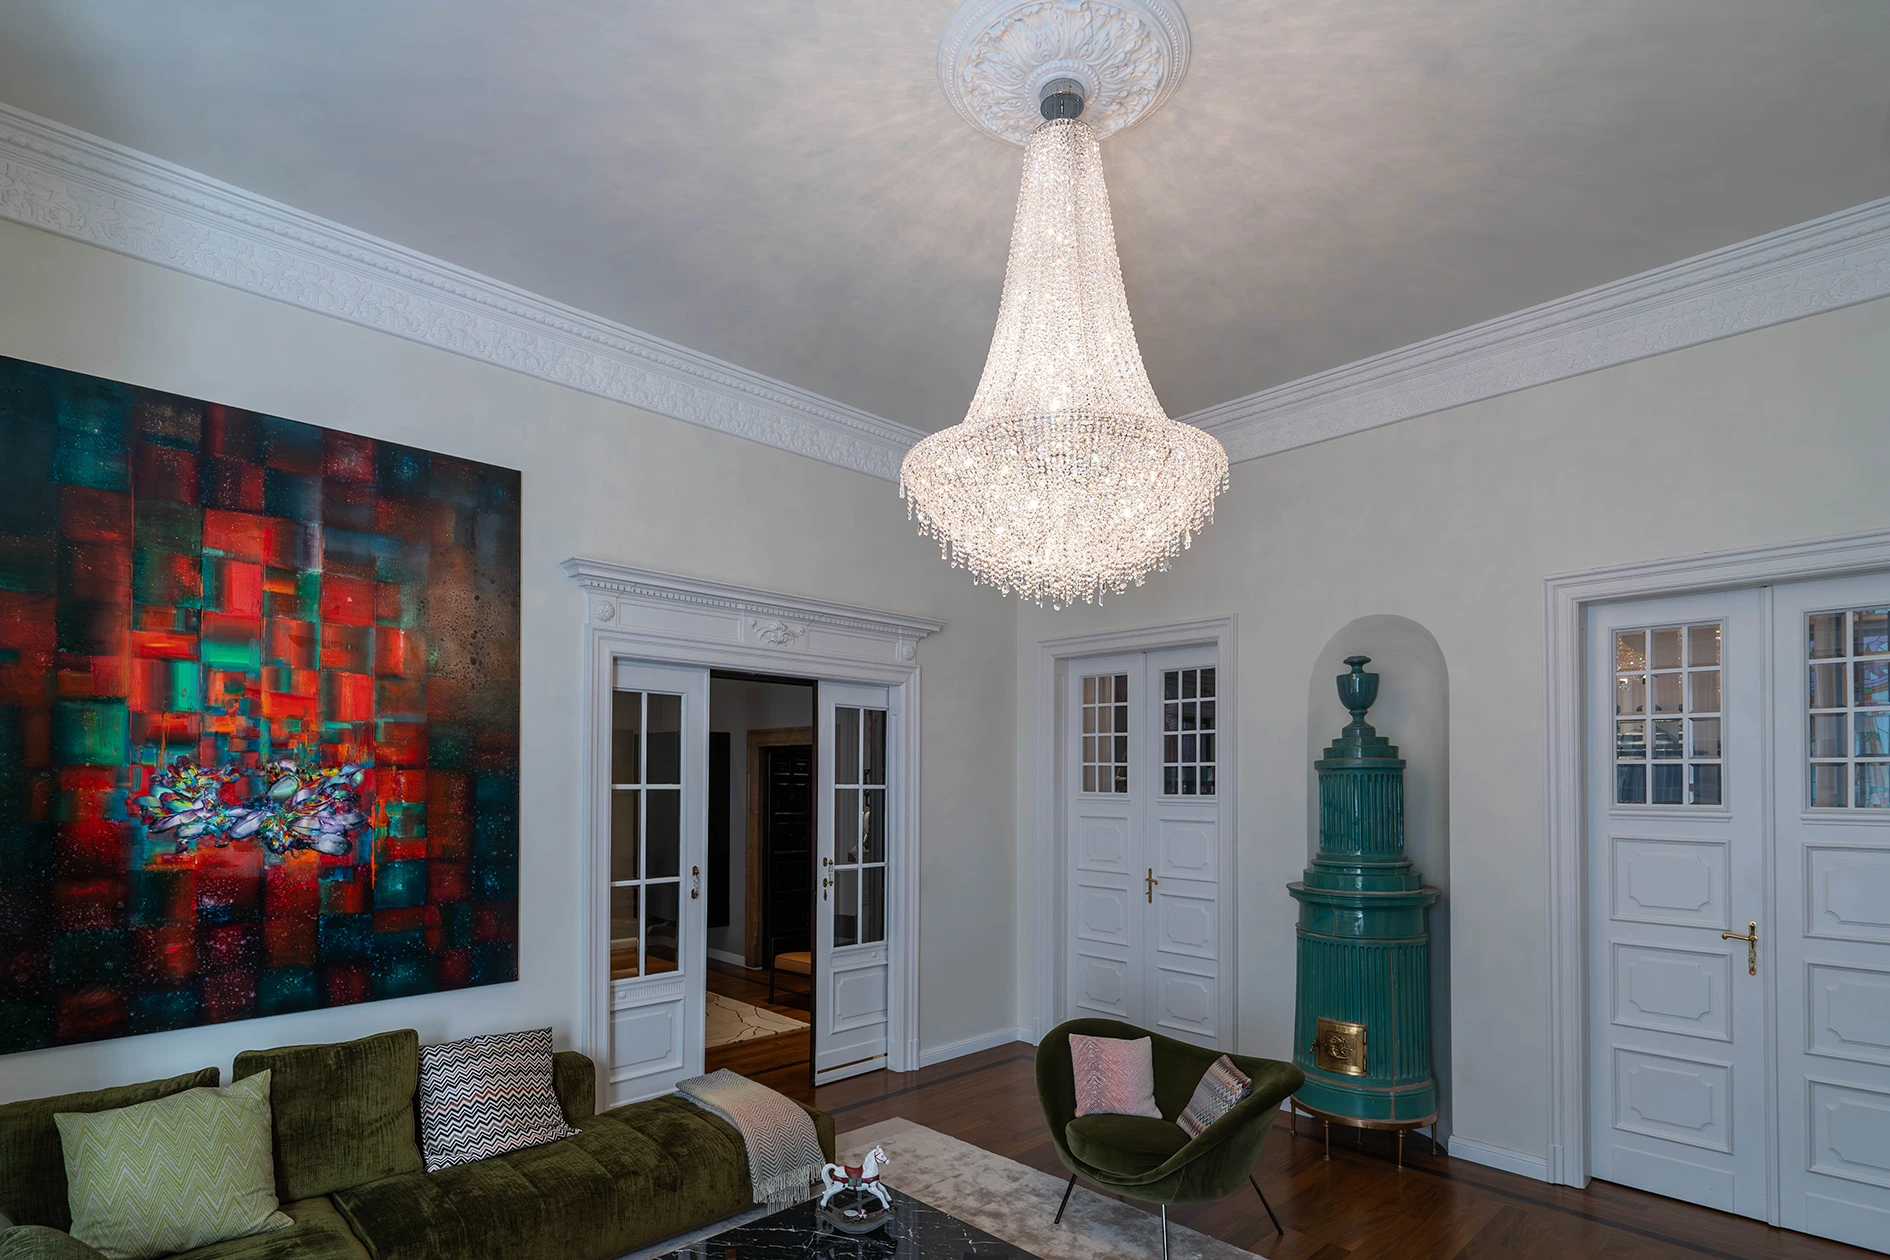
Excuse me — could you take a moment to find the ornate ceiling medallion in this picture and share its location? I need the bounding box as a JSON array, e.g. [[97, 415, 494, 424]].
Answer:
[[938, 0, 1192, 146]]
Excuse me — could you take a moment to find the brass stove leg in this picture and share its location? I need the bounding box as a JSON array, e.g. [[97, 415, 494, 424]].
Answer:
[[1431, 1126, 1440, 1156], [1396, 1129, 1405, 1169], [1322, 1120, 1330, 1161]]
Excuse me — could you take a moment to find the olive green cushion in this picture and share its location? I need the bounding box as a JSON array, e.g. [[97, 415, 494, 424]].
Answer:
[[0, 1226, 111, 1260], [233, 1031, 422, 1202], [0, 1069, 220, 1232], [333, 1094, 837, 1260], [1064, 1115, 1191, 1177], [168, 1198, 371, 1260], [55, 1071, 292, 1260], [548, 1053, 595, 1126]]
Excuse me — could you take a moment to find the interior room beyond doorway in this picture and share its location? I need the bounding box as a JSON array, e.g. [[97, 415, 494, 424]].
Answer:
[[705, 672, 815, 1085]]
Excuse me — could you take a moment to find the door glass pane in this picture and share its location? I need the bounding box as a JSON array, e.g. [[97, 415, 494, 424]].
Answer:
[[1651, 628, 1682, 670], [1687, 624, 1720, 667], [1856, 609, 1890, 656], [834, 868, 859, 947], [610, 789, 640, 880], [645, 788, 680, 878], [1650, 763, 1684, 805], [1615, 622, 1721, 807], [861, 867, 885, 944], [645, 883, 679, 973], [1162, 667, 1217, 796], [835, 787, 860, 863], [611, 691, 641, 783], [1805, 606, 1890, 808], [1809, 612, 1846, 659], [1199, 668, 1215, 697], [1858, 762, 1890, 809], [1616, 763, 1646, 804], [1689, 764, 1721, 807], [610, 885, 640, 979], [837, 707, 861, 784], [646, 693, 681, 784], [863, 710, 886, 785], [862, 788, 885, 863], [1857, 713, 1890, 757], [1811, 763, 1847, 808]]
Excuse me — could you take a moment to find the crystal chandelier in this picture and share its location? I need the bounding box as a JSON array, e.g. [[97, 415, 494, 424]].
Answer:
[[901, 81, 1227, 609]]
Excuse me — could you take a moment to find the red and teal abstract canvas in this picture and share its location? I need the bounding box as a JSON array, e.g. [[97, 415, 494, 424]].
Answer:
[[0, 355, 521, 1052]]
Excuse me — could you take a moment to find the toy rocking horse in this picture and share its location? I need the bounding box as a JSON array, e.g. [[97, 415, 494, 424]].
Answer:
[[816, 1144, 893, 1233]]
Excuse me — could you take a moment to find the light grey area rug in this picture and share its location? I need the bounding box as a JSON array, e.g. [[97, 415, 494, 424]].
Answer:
[[619, 1115, 1267, 1260], [838, 1117, 1266, 1260], [704, 992, 807, 1048]]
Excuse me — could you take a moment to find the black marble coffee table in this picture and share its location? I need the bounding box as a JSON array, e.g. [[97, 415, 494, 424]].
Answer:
[[653, 1190, 1036, 1260]]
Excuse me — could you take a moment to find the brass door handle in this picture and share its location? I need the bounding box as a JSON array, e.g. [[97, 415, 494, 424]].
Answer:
[[1721, 920, 1758, 976], [822, 875, 831, 902], [1145, 868, 1158, 904]]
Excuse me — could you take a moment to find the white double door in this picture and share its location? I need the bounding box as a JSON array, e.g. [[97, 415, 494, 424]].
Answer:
[[1586, 577, 1890, 1250], [604, 667, 898, 1099], [1065, 648, 1230, 1047]]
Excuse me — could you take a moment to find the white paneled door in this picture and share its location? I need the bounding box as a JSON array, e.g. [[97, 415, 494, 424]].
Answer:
[[605, 660, 709, 1105], [1064, 648, 1230, 1047], [1586, 591, 1767, 1218], [814, 682, 895, 1084], [1772, 576, 1890, 1250], [1587, 579, 1890, 1250]]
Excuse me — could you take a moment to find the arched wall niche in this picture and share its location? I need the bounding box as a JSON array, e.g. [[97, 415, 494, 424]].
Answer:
[[1305, 615, 1453, 1141]]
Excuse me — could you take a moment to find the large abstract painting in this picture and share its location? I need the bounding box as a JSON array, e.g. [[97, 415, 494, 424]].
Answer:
[[0, 355, 521, 1053]]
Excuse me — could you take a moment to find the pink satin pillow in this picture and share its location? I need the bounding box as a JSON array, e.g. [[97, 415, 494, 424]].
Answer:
[[1070, 1033, 1162, 1118]]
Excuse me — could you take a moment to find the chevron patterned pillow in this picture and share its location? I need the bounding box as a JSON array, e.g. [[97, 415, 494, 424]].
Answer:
[[417, 1028, 580, 1171], [1176, 1054, 1252, 1137], [54, 1070, 292, 1260]]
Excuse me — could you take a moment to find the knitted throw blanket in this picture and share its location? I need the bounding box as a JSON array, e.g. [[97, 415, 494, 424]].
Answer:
[[677, 1069, 825, 1210]]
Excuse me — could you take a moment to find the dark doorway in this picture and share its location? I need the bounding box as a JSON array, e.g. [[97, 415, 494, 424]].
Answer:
[[761, 743, 814, 997]]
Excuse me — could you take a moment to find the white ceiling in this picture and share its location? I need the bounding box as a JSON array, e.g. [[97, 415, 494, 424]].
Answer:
[[1, 1, 1886, 433]]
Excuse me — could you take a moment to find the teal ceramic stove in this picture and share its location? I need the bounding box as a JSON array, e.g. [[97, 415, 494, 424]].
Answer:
[[1288, 657, 1441, 1150]]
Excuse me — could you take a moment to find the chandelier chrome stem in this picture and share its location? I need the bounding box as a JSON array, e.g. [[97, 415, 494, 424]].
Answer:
[[900, 116, 1228, 609]]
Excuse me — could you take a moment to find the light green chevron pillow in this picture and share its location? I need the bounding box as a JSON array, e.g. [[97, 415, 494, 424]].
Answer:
[[54, 1070, 292, 1260]]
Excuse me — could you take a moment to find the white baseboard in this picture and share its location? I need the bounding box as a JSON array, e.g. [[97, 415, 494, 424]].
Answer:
[[1447, 1135, 1552, 1182], [917, 1026, 1034, 1069], [706, 948, 755, 969]]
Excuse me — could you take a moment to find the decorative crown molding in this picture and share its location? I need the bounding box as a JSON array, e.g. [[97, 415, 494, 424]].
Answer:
[[1182, 195, 1890, 462], [0, 102, 924, 480], [939, 0, 1191, 146], [4, 101, 1887, 480]]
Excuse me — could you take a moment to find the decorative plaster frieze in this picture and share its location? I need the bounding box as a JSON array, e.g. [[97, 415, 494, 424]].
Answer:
[[939, 0, 1191, 145], [563, 558, 943, 648], [1183, 195, 1890, 462], [0, 103, 922, 481]]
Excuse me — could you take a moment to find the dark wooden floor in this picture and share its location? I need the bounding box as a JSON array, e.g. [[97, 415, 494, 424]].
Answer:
[[786, 1045, 1876, 1260], [703, 958, 811, 1091]]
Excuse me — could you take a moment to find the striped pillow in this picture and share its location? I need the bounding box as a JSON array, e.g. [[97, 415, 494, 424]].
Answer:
[[1177, 1055, 1252, 1137], [417, 1028, 579, 1171], [1069, 1034, 1162, 1118]]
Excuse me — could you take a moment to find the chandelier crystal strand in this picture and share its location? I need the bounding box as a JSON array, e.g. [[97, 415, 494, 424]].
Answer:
[[900, 118, 1227, 608]]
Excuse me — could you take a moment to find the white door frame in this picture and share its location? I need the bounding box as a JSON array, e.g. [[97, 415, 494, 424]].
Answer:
[[1032, 615, 1238, 1045], [1544, 527, 1890, 1191], [565, 559, 944, 1106]]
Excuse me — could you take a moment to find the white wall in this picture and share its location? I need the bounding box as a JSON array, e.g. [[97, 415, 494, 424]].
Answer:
[[0, 217, 1019, 1102], [1015, 292, 1890, 1166], [706, 678, 813, 962]]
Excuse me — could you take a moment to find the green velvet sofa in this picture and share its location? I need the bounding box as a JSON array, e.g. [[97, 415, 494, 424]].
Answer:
[[0, 1030, 835, 1260]]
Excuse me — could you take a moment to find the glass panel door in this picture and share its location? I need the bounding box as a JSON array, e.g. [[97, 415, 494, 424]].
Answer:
[[604, 660, 706, 1105], [814, 682, 894, 1084]]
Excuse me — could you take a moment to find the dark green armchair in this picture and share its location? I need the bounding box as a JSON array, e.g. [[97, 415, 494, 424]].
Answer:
[[1036, 1019, 1304, 1257]]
